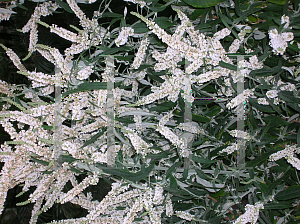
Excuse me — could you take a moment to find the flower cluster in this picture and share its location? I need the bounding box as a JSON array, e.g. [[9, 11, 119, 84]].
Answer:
[[0, 8, 15, 22], [131, 38, 149, 69], [115, 27, 134, 47], [226, 89, 254, 109], [219, 143, 239, 155], [269, 16, 294, 55], [269, 145, 300, 170], [228, 130, 252, 140], [0, 0, 300, 223], [233, 203, 264, 224], [21, 1, 59, 52]]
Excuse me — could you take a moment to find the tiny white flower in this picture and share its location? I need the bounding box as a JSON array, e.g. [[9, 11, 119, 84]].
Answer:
[[266, 90, 278, 99], [258, 98, 269, 105], [281, 15, 290, 29]]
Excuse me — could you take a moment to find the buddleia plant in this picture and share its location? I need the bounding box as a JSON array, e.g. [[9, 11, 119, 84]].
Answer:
[[0, 0, 300, 223]]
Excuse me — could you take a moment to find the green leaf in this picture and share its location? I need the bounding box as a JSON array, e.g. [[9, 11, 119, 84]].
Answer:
[[169, 175, 178, 189], [70, 166, 85, 174], [248, 110, 258, 130], [204, 105, 221, 117], [132, 22, 149, 34], [233, 2, 265, 24], [154, 17, 174, 29], [146, 150, 169, 160], [275, 185, 300, 200], [42, 125, 53, 130], [195, 168, 212, 181], [16, 3, 28, 10], [185, 187, 207, 197], [278, 91, 300, 104], [259, 121, 272, 140], [150, 101, 176, 112], [191, 155, 217, 164], [263, 202, 293, 210], [246, 151, 275, 167], [266, 0, 288, 5], [249, 62, 282, 77], [61, 154, 77, 163], [183, 0, 225, 8], [192, 114, 210, 122], [101, 163, 155, 182], [219, 61, 238, 71], [262, 116, 289, 129], [119, 110, 155, 117], [190, 9, 205, 20], [114, 55, 134, 62], [101, 12, 123, 17], [55, 0, 74, 14], [149, 5, 167, 12], [81, 128, 106, 149], [100, 46, 132, 55], [266, 168, 291, 196], [166, 161, 182, 179], [297, 127, 300, 147], [62, 82, 121, 98], [30, 156, 49, 166], [115, 117, 135, 123], [249, 98, 275, 113], [41, 170, 53, 174]]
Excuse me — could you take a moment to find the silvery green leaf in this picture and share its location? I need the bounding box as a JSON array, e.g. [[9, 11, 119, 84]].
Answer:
[[114, 129, 131, 146], [196, 176, 225, 192], [89, 50, 104, 59], [176, 179, 189, 188], [138, 79, 152, 85], [124, 7, 127, 19], [253, 29, 266, 40], [119, 111, 156, 117], [221, 202, 235, 214], [0, 8, 16, 14], [115, 77, 125, 81], [281, 66, 294, 76], [119, 101, 130, 105], [19, 100, 30, 109], [128, 122, 156, 129]]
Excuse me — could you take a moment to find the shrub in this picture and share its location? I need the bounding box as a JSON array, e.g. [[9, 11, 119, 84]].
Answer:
[[1, 0, 300, 223]]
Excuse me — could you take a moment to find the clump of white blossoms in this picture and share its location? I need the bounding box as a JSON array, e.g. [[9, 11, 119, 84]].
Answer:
[[77, 65, 94, 80], [0, 8, 16, 22], [266, 89, 278, 99], [175, 210, 194, 221], [226, 89, 255, 109], [115, 27, 134, 47], [228, 130, 252, 141], [269, 145, 300, 170], [1, 0, 300, 223], [130, 8, 234, 107], [281, 14, 290, 29], [269, 15, 293, 55], [131, 38, 149, 69], [233, 202, 264, 224], [219, 143, 239, 155]]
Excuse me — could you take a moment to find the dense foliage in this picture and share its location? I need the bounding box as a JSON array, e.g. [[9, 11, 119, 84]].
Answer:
[[1, 0, 300, 223]]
